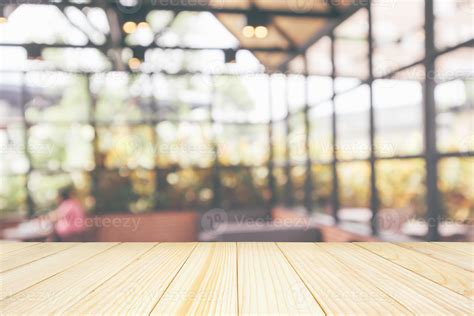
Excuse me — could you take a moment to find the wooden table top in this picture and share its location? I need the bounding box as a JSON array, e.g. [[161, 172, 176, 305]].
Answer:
[[0, 242, 473, 315]]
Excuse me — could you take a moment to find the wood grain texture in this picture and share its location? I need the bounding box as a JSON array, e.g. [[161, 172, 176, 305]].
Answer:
[[0, 242, 75, 273], [278, 243, 411, 315], [0, 242, 39, 255], [66, 243, 196, 315], [0, 243, 154, 315], [151, 243, 238, 315], [318, 243, 474, 315], [0, 243, 116, 300], [238, 242, 324, 315], [1, 242, 473, 315], [400, 242, 474, 272], [358, 242, 474, 298], [434, 242, 474, 256]]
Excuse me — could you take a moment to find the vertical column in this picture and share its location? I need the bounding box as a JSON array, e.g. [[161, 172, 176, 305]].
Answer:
[[86, 73, 99, 213], [330, 34, 340, 223], [20, 71, 34, 217], [284, 75, 294, 206], [267, 74, 276, 214], [368, 2, 379, 235], [210, 75, 221, 209], [303, 56, 313, 214], [424, 0, 440, 241], [148, 74, 160, 210]]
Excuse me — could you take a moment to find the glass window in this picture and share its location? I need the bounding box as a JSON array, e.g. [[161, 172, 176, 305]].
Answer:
[[312, 164, 332, 213], [25, 72, 90, 123], [374, 79, 423, 157], [157, 168, 212, 210], [290, 166, 306, 206], [377, 159, 426, 219], [97, 125, 155, 170], [0, 175, 27, 217], [338, 162, 370, 209], [335, 85, 370, 160], [438, 158, 474, 222], [435, 49, 474, 153], [288, 111, 307, 164], [216, 124, 269, 167], [153, 74, 211, 121], [155, 121, 214, 168], [29, 124, 95, 171], [214, 75, 270, 123], [309, 101, 332, 163], [435, 0, 474, 50], [220, 167, 269, 209]]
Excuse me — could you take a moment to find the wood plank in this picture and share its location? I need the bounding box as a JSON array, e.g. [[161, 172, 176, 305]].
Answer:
[[434, 242, 474, 256], [358, 242, 474, 298], [0, 242, 75, 273], [0, 243, 116, 300], [400, 242, 474, 272], [278, 243, 411, 315], [0, 243, 155, 314], [150, 243, 237, 315], [318, 243, 474, 315], [0, 242, 39, 255], [65, 243, 196, 315], [238, 243, 324, 315]]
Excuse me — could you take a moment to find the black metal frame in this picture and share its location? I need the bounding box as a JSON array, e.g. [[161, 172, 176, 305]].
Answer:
[[1, 0, 473, 240]]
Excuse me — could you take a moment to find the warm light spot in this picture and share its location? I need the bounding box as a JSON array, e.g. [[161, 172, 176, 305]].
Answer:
[[123, 21, 137, 34], [255, 26, 268, 39], [0, 17, 7, 24], [242, 25, 255, 38], [137, 22, 150, 29], [128, 57, 141, 70]]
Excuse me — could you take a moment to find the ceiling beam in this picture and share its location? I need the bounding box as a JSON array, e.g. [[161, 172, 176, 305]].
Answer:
[[277, 3, 367, 71], [9, 0, 341, 18], [0, 42, 297, 54]]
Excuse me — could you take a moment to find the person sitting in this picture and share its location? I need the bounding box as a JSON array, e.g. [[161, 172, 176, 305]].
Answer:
[[42, 187, 87, 241]]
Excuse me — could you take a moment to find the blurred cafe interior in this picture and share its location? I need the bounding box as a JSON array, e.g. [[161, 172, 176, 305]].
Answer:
[[0, 0, 472, 242]]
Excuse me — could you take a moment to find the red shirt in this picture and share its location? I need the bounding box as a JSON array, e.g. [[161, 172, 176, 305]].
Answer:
[[55, 199, 86, 237]]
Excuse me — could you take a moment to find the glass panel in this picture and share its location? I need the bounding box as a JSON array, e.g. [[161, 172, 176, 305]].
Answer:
[[287, 75, 305, 113], [28, 171, 92, 214], [216, 124, 269, 167], [374, 79, 423, 157], [0, 175, 27, 217], [312, 164, 332, 214], [435, 0, 474, 50], [25, 72, 90, 123], [309, 101, 332, 163], [0, 124, 29, 175], [335, 9, 368, 80], [221, 167, 269, 209], [91, 73, 153, 123], [157, 168, 212, 210], [29, 124, 95, 171], [0, 72, 23, 126], [273, 167, 288, 206], [435, 49, 474, 153], [155, 121, 214, 168], [335, 85, 370, 160], [272, 121, 287, 165], [288, 111, 307, 164], [97, 125, 155, 170], [214, 75, 270, 123], [95, 169, 155, 214], [377, 159, 426, 222], [153, 74, 211, 121], [439, 158, 474, 222], [290, 166, 306, 206], [338, 162, 370, 209], [373, 0, 425, 76]]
